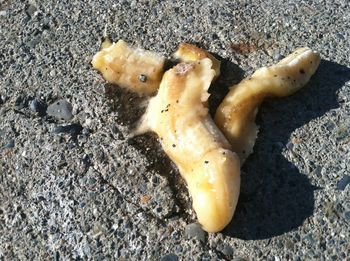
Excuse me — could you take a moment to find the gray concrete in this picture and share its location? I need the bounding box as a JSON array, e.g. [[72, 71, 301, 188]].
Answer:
[[0, 0, 349, 260]]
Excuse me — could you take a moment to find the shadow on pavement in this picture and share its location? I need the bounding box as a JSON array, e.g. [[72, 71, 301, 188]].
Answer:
[[208, 55, 245, 116], [222, 60, 350, 239]]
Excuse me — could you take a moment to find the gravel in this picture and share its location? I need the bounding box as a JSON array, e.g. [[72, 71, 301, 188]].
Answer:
[[185, 223, 207, 243], [29, 99, 47, 116], [53, 123, 83, 136], [3, 139, 15, 149], [0, 0, 349, 260], [337, 175, 350, 191], [160, 253, 179, 261], [46, 99, 73, 121]]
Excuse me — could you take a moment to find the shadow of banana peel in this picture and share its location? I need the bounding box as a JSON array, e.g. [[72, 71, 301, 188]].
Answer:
[[223, 60, 350, 239]]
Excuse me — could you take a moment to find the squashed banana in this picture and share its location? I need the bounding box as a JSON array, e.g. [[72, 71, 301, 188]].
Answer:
[[92, 39, 165, 95], [174, 43, 221, 78], [215, 47, 321, 163], [137, 58, 240, 232]]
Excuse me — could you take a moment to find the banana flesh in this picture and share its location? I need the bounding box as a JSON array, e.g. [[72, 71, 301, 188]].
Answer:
[[215, 47, 321, 163], [174, 43, 221, 78], [92, 39, 165, 95], [138, 58, 241, 232]]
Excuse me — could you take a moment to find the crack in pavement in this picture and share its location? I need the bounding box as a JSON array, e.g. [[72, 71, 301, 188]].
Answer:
[[94, 169, 167, 226]]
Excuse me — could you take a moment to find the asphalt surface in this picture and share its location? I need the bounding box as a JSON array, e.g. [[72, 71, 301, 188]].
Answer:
[[0, 0, 349, 260]]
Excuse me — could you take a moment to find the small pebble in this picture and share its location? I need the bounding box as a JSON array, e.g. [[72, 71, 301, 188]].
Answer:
[[53, 123, 83, 136], [184, 223, 206, 243], [286, 141, 294, 150], [304, 233, 316, 245], [47, 99, 73, 120], [344, 211, 350, 221], [29, 99, 47, 116], [15, 95, 29, 109], [49, 70, 56, 77], [312, 165, 323, 177], [186, 17, 194, 23], [160, 253, 178, 261], [217, 243, 234, 257], [4, 139, 15, 149], [1, 95, 8, 103], [336, 33, 345, 40], [26, 4, 37, 17], [174, 245, 183, 254], [331, 122, 350, 143], [27, 37, 41, 48], [336, 175, 350, 190], [272, 48, 283, 60], [232, 257, 247, 261]]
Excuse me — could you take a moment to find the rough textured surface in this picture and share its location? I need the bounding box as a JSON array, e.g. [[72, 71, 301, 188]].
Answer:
[[0, 0, 349, 260]]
